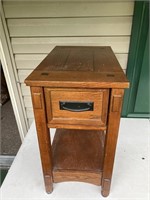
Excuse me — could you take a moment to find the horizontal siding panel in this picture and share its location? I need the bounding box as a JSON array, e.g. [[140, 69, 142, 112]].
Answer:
[[15, 54, 46, 69], [15, 54, 128, 70], [26, 108, 34, 118], [28, 118, 34, 127], [18, 70, 31, 83], [24, 96, 32, 108], [8, 17, 132, 37], [116, 54, 128, 70], [12, 37, 130, 54], [21, 84, 30, 96], [4, 2, 134, 18]]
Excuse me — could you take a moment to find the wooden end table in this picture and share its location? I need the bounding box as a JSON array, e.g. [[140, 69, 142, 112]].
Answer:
[[25, 46, 129, 197]]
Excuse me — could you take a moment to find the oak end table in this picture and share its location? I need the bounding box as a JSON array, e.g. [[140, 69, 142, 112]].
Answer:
[[25, 46, 129, 197]]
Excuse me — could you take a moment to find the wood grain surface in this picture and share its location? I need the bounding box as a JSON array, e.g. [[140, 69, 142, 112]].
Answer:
[[52, 129, 105, 185], [31, 87, 53, 193], [101, 89, 124, 197], [44, 88, 109, 129], [25, 46, 129, 88]]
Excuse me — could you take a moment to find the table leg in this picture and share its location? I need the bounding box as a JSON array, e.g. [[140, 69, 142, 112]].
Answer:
[[31, 87, 53, 193], [101, 89, 124, 197]]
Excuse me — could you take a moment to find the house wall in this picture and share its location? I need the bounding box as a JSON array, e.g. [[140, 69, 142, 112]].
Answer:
[[2, 1, 134, 127]]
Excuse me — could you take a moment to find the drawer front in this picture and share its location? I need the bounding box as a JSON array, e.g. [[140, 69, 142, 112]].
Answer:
[[44, 88, 109, 129]]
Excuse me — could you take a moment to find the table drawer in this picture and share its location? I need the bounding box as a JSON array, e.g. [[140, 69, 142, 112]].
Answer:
[[44, 88, 109, 130]]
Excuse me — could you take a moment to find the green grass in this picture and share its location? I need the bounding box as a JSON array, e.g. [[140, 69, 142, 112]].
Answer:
[[0, 169, 8, 186]]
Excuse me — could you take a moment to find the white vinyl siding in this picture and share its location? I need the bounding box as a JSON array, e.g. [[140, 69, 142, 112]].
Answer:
[[3, 1, 134, 127], [3, 1, 134, 18], [8, 17, 132, 37]]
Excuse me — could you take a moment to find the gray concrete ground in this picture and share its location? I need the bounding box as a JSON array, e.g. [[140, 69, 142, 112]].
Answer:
[[1, 100, 21, 155]]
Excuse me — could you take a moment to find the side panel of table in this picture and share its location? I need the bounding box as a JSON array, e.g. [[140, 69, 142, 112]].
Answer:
[[101, 88, 124, 197], [31, 87, 53, 193]]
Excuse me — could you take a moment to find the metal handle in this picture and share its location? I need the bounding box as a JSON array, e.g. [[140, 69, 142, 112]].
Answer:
[[59, 101, 94, 112]]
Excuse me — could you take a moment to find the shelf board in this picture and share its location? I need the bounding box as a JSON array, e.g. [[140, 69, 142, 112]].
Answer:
[[52, 129, 105, 185]]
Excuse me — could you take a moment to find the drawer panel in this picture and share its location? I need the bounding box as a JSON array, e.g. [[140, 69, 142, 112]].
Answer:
[[44, 88, 109, 129]]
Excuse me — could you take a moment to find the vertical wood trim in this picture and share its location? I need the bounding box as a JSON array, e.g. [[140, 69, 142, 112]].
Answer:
[[31, 87, 53, 193], [0, 3, 28, 140], [101, 89, 124, 197]]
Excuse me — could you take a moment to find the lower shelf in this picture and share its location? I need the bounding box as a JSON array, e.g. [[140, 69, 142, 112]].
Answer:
[[52, 129, 105, 186]]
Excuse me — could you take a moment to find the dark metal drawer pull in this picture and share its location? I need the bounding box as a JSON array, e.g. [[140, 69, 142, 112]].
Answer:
[[59, 101, 94, 112]]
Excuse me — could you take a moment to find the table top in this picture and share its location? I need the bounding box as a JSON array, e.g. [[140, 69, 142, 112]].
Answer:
[[25, 46, 129, 88]]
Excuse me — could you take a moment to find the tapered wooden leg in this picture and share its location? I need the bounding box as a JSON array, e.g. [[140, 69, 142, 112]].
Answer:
[[31, 87, 53, 193], [101, 89, 124, 197]]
